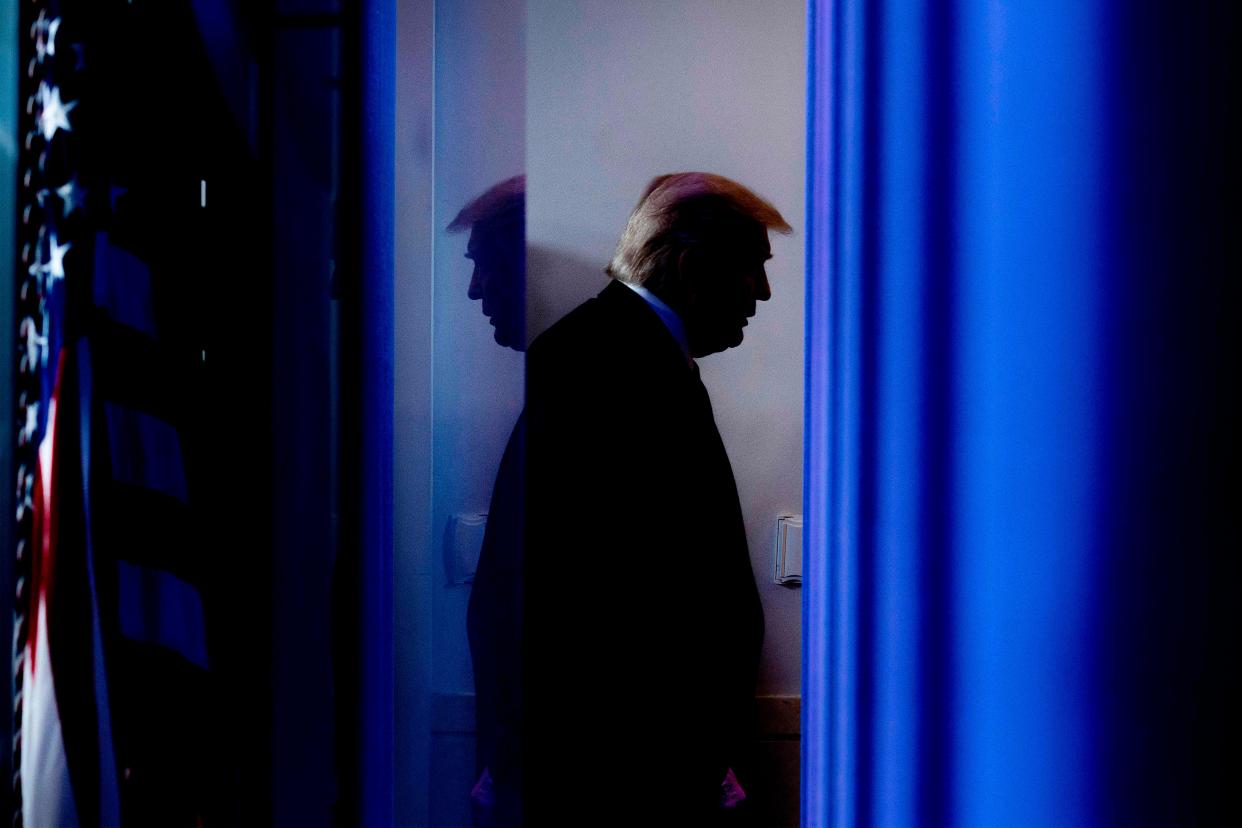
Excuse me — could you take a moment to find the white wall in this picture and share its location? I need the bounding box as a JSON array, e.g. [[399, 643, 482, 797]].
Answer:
[[527, 0, 806, 696]]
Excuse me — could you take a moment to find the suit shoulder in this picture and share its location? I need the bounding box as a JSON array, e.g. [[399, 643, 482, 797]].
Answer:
[[528, 295, 621, 366]]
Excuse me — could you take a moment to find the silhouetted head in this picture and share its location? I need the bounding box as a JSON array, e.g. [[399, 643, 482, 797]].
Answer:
[[607, 172, 791, 358], [449, 176, 526, 351]]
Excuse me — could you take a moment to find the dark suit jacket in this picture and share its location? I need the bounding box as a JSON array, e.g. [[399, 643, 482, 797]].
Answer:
[[521, 280, 765, 827], [467, 411, 526, 825]]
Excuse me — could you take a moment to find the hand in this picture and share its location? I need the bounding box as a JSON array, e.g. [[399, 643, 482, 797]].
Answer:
[[720, 767, 746, 808], [471, 766, 495, 809]]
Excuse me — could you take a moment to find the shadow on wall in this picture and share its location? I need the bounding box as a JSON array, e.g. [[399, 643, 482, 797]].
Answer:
[[526, 244, 609, 347]]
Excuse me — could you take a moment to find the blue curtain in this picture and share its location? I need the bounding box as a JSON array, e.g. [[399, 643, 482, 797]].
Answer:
[[803, 1, 1238, 825], [355, 1, 396, 825]]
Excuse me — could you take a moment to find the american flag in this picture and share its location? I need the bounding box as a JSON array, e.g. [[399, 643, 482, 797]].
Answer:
[[13, 2, 216, 825], [13, 3, 114, 824]]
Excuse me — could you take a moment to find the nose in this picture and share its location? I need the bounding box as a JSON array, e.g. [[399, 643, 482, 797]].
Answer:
[[468, 266, 483, 301], [755, 272, 772, 303]]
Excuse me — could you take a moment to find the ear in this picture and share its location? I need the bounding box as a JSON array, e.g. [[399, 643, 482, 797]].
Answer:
[[676, 247, 700, 304]]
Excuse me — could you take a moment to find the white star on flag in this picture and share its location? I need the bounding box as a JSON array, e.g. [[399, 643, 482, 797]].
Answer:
[[19, 317, 47, 370], [57, 178, 82, 216], [21, 403, 40, 445], [40, 308, 51, 367], [15, 477, 32, 523], [44, 232, 70, 287], [33, 11, 50, 61], [38, 82, 76, 141], [47, 18, 61, 57]]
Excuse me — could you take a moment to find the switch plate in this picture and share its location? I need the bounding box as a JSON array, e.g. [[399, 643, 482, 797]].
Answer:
[[774, 514, 803, 586]]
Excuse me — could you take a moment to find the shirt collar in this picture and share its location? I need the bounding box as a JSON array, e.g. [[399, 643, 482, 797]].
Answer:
[[622, 281, 690, 358]]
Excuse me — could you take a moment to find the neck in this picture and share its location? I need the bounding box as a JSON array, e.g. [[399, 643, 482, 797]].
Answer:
[[644, 283, 688, 318], [622, 280, 691, 358]]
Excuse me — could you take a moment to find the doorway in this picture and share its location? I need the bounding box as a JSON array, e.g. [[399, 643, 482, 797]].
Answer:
[[395, 2, 807, 825]]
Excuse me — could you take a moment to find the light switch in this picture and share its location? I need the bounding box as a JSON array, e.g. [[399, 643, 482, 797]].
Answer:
[[445, 512, 487, 584], [774, 514, 802, 587]]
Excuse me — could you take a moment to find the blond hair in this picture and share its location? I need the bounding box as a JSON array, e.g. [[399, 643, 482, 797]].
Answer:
[[606, 172, 791, 287]]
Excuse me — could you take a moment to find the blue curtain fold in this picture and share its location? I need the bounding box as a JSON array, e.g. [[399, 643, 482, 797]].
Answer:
[[804, 1, 1238, 825], [357, 1, 396, 825]]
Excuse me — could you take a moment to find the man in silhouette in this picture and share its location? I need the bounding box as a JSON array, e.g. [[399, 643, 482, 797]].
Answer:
[[451, 177, 528, 827], [523, 172, 790, 826], [451, 175, 526, 351]]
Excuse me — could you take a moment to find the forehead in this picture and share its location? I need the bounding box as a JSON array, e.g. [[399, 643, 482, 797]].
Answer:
[[465, 225, 501, 259], [468, 217, 522, 250], [726, 222, 771, 258]]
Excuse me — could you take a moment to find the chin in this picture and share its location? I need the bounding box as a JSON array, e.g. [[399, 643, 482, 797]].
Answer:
[[689, 327, 746, 357], [494, 325, 525, 351]]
